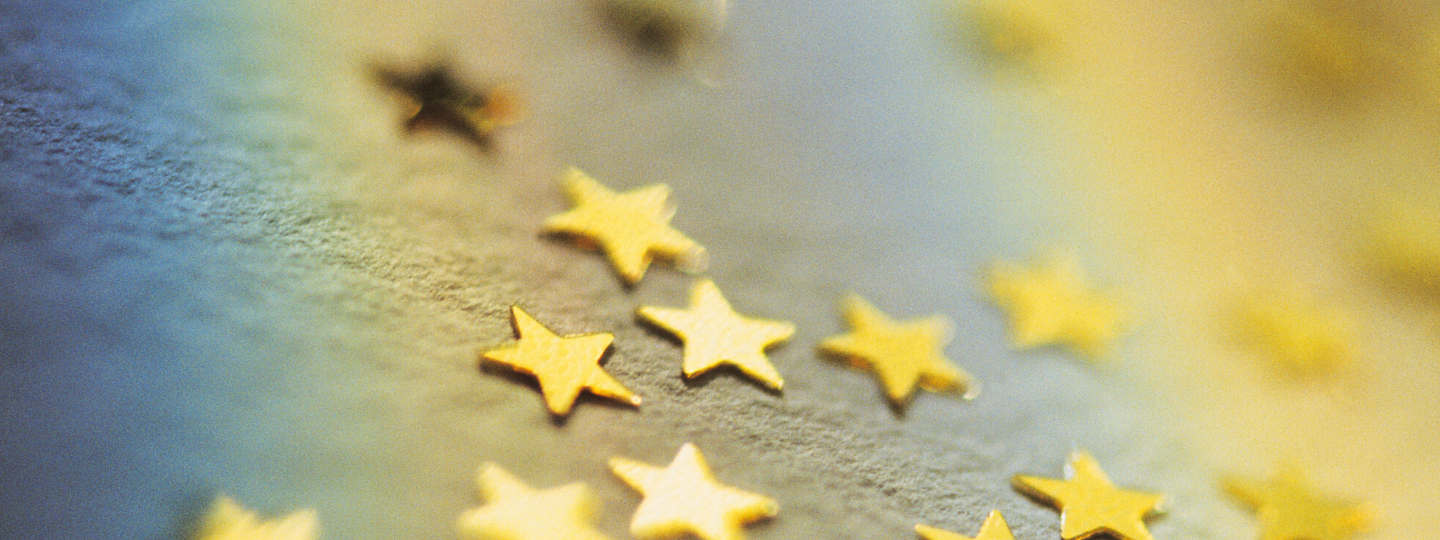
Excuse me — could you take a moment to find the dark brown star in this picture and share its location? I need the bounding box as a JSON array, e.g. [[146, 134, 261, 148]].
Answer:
[[597, 0, 716, 63], [372, 61, 523, 150]]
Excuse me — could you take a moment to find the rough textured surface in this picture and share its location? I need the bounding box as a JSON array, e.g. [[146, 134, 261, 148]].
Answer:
[[0, 1, 1242, 539]]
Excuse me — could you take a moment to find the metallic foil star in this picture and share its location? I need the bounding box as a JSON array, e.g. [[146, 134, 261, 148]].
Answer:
[[636, 278, 794, 390], [1222, 466, 1370, 540], [916, 510, 1016, 540], [818, 294, 975, 407], [543, 167, 707, 285], [1234, 287, 1356, 377], [1011, 451, 1164, 540], [609, 443, 778, 540], [481, 305, 642, 416], [456, 463, 614, 540], [373, 61, 524, 149], [985, 256, 1122, 360], [192, 495, 317, 540]]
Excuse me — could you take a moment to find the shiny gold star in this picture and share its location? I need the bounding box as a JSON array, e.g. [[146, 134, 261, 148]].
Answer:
[[636, 279, 794, 390], [456, 463, 613, 540], [916, 510, 1016, 540], [985, 256, 1122, 360], [372, 61, 524, 149], [543, 168, 707, 285], [1234, 286, 1356, 377], [192, 495, 317, 540], [1012, 451, 1164, 540], [1223, 466, 1370, 540], [481, 305, 642, 416], [609, 443, 778, 540], [818, 294, 975, 406]]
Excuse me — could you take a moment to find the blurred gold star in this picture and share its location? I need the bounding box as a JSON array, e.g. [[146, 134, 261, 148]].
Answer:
[[543, 167, 707, 285], [609, 443, 778, 540], [1223, 466, 1370, 540], [1234, 287, 1356, 377], [456, 463, 613, 540], [1248, 3, 1399, 104], [1012, 451, 1163, 540], [193, 495, 317, 540], [637, 279, 793, 390], [818, 294, 975, 407], [986, 256, 1122, 360], [481, 305, 642, 416], [916, 510, 1016, 540], [963, 0, 1073, 73], [372, 61, 524, 149], [1367, 199, 1440, 292]]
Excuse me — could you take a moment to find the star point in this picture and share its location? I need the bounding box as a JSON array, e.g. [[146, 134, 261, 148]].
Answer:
[[456, 463, 614, 540], [818, 294, 975, 406], [1223, 466, 1370, 540], [986, 256, 1122, 360], [481, 305, 641, 416], [609, 443, 778, 540], [637, 279, 794, 390], [192, 495, 317, 540], [1011, 451, 1163, 540], [543, 168, 706, 285], [916, 510, 1016, 540]]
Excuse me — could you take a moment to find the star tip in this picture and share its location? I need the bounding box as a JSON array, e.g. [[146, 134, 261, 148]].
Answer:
[[628, 395, 644, 406]]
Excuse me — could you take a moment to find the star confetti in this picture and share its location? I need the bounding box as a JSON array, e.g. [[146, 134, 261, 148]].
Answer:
[[192, 495, 317, 540], [916, 510, 1016, 540], [543, 167, 707, 285], [636, 278, 794, 390], [1234, 286, 1356, 377], [1223, 466, 1370, 540], [456, 463, 614, 540], [481, 305, 642, 416], [372, 61, 524, 148], [818, 294, 975, 407], [609, 443, 778, 540], [1012, 451, 1164, 540], [985, 255, 1122, 360]]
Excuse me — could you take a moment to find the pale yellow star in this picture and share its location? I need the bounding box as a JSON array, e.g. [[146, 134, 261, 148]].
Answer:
[[636, 279, 794, 390], [1234, 287, 1356, 377], [818, 294, 975, 406], [1223, 466, 1370, 540], [985, 256, 1122, 360], [543, 167, 707, 285], [609, 443, 778, 540], [1011, 451, 1164, 540], [456, 463, 614, 540], [916, 510, 1016, 540], [481, 305, 642, 416], [192, 495, 317, 540]]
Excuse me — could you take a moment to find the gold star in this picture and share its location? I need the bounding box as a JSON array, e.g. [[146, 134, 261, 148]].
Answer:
[[963, 0, 1074, 74], [1011, 451, 1164, 540], [818, 294, 975, 406], [1222, 466, 1370, 540], [543, 168, 707, 285], [1367, 199, 1440, 292], [985, 256, 1122, 360], [609, 443, 778, 540], [456, 463, 614, 540], [481, 305, 642, 416], [1234, 286, 1356, 377], [636, 279, 794, 390], [916, 510, 1016, 540], [192, 495, 317, 540], [372, 61, 524, 149]]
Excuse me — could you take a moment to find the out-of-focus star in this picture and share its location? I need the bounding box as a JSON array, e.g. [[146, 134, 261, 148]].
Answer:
[[916, 510, 1016, 540], [456, 463, 613, 540], [1234, 287, 1356, 377], [637, 279, 793, 390], [192, 495, 317, 540], [599, 0, 724, 65], [1012, 451, 1164, 540], [373, 61, 524, 149], [1223, 466, 1370, 540], [1248, 3, 1399, 105], [609, 443, 778, 540], [543, 167, 706, 285], [481, 305, 642, 416], [963, 0, 1074, 74], [985, 255, 1122, 360], [818, 294, 975, 407], [1368, 199, 1440, 292]]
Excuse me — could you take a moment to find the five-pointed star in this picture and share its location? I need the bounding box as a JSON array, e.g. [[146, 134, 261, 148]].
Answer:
[[985, 256, 1122, 360], [372, 61, 524, 149], [1235, 287, 1355, 377], [609, 443, 778, 540], [1222, 467, 1370, 540], [636, 279, 794, 390], [818, 294, 975, 406], [193, 495, 318, 540], [456, 463, 613, 540], [543, 167, 707, 285], [1012, 451, 1164, 540], [916, 510, 1016, 540], [481, 305, 642, 417]]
